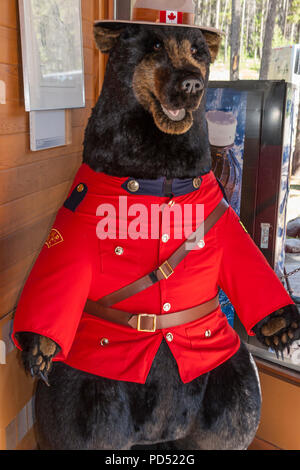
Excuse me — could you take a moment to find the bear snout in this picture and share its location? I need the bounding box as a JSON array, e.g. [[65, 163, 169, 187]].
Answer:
[[181, 77, 204, 95]]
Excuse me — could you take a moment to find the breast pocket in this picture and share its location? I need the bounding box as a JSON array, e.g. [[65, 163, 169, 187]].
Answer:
[[96, 206, 147, 279], [98, 238, 144, 280], [184, 230, 218, 272]]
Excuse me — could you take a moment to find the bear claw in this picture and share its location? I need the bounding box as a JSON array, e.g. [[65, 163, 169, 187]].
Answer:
[[15, 332, 60, 386], [254, 304, 300, 358]]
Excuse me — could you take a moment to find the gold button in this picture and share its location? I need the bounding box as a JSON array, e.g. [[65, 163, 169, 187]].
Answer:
[[197, 240, 205, 249], [168, 200, 175, 207], [115, 246, 124, 256], [205, 330, 212, 338], [100, 338, 109, 346], [127, 180, 140, 192], [166, 332, 174, 342], [163, 303, 171, 312], [77, 183, 85, 193], [193, 177, 201, 189], [162, 234, 170, 243]]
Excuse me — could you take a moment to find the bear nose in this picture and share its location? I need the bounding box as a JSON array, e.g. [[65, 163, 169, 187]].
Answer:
[[181, 78, 203, 94]]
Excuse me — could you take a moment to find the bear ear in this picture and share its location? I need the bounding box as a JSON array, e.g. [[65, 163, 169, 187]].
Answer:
[[201, 31, 222, 63], [94, 24, 124, 53]]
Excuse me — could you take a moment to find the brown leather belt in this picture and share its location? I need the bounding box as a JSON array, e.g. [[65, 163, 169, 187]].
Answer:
[[84, 295, 219, 332], [84, 199, 228, 332]]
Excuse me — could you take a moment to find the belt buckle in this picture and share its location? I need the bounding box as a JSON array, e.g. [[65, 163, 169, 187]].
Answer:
[[158, 261, 174, 280], [137, 314, 157, 332]]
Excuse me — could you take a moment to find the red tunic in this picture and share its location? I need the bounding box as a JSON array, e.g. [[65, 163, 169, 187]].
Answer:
[[12, 164, 294, 383]]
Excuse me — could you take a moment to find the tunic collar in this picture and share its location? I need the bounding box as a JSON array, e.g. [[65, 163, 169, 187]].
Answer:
[[121, 176, 203, 197], [75, 164, 212, 198]]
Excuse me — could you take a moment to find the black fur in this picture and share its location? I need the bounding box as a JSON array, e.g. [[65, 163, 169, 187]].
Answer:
[[83, 25, 212, 179], [17, 23, 300, 450], [35, 341, 261, 450]]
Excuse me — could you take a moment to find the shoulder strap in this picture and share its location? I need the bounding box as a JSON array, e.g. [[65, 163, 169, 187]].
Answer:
[[91, 199, 229, 308]]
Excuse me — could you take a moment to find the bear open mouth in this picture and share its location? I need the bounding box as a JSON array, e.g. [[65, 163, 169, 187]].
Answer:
[[150, 97, 193, 135], [161, 105, 186, 122]]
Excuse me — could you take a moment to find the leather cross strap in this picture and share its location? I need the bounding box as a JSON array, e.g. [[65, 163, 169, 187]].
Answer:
[[84, 199, 229, 331], [88, 198, 229, 308], [84, 294, 219, 332]]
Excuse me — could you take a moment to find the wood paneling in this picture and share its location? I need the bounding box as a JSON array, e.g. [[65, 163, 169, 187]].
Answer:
[[84, 47, 94, 75], [0, 0, 103, 324], [0, 344, 35, 429], [82, 19, 96, 49], [0, 0, 18, 30], [0, 0, 108, 451], [82, 0, 95, 22], [256, 358, 300, 386], [0, 126, 85, 170], [0, 212, 58, 273], [0, 152, 81, 204], [0, 25, 19, 65], [108, 0, 115, 19], [255, 370, 300, 450], [71, 99, 94, 128], [248, 437, 281, 450], [0, 428, 5, 450], [0, 249, 41, 320], [0, 101, 27, 135], [84, 74, 95, 101], [0, 64, 23, 103], [0, 179, 75, 238]]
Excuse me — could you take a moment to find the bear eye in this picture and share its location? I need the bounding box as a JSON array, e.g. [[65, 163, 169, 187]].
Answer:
[[191, 45, 198, 55], [154, 41, 163, 51]]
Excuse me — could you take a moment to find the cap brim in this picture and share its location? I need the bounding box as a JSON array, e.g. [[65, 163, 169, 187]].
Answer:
[[94, 19, 224, 36]]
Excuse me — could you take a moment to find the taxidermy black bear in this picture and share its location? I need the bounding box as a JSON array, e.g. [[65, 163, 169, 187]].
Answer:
[[13, 17, 300, 450]]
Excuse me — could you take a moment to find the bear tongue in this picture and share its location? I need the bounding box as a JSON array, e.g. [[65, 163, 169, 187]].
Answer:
[[161, 105, 186, 122], [169, 109, 180, 117]]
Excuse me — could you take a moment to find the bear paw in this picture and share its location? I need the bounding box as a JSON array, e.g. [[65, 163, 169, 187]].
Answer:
[[15, 332, 60, 386], [253, 304, 300, 359]]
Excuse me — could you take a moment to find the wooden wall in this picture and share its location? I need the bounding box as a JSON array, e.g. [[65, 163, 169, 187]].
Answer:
[[249, 360, 300, 450], [0, 0, 104, 323], [0, 0, 109, 450]]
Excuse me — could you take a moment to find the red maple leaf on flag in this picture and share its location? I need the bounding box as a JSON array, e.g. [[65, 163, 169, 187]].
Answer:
[[168, 12, 176, 21]]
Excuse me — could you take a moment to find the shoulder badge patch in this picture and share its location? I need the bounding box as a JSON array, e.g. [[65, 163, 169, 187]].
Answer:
[[45, 229, 64, 248], [239, 220, 248, 234]]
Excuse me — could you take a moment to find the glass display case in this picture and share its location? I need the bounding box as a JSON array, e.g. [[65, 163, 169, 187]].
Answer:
[[207, 80, 300, 373]]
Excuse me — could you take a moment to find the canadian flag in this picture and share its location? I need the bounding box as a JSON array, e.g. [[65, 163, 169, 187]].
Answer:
[[160, 10, 183, 24]]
